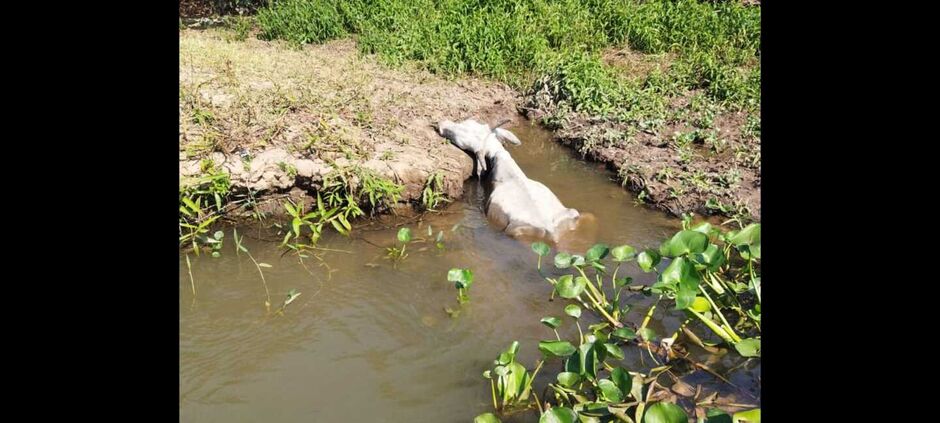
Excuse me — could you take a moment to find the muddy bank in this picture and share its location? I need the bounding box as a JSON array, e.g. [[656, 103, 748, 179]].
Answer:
[[524, 87, 761, 223], [180, 28, 759, 225], [180, 29, 519, 219]]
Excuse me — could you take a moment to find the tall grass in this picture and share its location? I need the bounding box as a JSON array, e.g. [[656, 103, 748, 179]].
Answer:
[[257, 0, 760, 113]]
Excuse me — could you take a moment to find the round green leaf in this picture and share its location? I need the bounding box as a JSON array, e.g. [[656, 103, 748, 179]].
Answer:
[[610, 367, 632, 393], [574, 402, 610, 420], [565, 304, 582, 319], [611, 245, 636, 262], [532, 242, 551, 257], [585, 244, 610, 262], [637, 249, 661, 272], [502, 361, 527, 401], [496, 341, 519, 365], [571, 255, 586, 267], [474, 413, 501, 423], [660, 257, 697, 285], [541, 316, 562, 329], [540, 407, 578, 423], [660, 257, 701, 310], [734, 338, 761, 357], [691, 222, 714, 236], [693, 243, 726, 271], [555, 275, 586, 299], [732, 408, 761, 423], [674, 287, 696, 310], [729, 223, 760, 256], [397, 227, 412, 243], [577, 343, 598, 380], [603, 343, 624, 360], [644, 401, 688, 423], [638, 327, 656, 342], [704, 409, 732, 423], [447, 268, 474, 289], [213, 230, 224, 240], [539, 340, 577, 357], [660, 230, 709, 258], [597, 379, 624, 403], [556, 372, 581, 388], [612, 327, 636, 340], [554, 252, 573, 268], [691, 296, 711, 312]]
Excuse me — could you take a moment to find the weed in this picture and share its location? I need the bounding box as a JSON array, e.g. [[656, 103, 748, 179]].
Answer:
[[178, 195, 220, 254], [447, 268, 473, 305], [421, 172, 449, 211], [470, 225, 762, 420], [257, 0, 760, 113], [278, 161, 298, 178], [386, 227, 411, 262], [223, 16, 254, 42]]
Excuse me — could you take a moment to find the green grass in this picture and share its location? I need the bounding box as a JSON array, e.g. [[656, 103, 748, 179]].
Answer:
[[256, 0, 760, 114]]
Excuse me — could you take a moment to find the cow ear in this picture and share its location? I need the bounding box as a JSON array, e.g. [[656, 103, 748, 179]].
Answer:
[[494, 128, 521, 145]]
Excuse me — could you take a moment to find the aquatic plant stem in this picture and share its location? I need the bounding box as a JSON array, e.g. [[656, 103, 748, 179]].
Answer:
[[581, 289, 623, 328], [186, 254, 196, 297], [707, 272, 743, 309], [686, 309, 736, 344], [245, 252, 272, 310], [521, 360, 544, 400], [697, 285, 742, 343], [490, 378, 498, 410], [576, 266, 607, 306], [610, 264, 621, 292], [639, 296, 662, 333], [669, 318, 692, 341]]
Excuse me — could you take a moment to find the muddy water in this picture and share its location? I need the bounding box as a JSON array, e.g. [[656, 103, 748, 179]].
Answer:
[[180, 122, 759, 422]]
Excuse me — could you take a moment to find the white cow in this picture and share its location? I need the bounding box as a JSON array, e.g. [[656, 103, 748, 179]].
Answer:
[[437, 118, 582, 241]]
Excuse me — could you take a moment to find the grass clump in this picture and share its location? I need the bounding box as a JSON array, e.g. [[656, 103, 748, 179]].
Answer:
[[256, 0, 760, 113]]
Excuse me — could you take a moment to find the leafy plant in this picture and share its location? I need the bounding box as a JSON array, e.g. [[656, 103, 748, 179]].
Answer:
[[281, 195, 353, 249], [532, 242, 551, 270], [386, 227, 412, 262], [179, 196, 221, 255], [481, 223, 762, 420], [223, 15, 254, 41], [482, 341, 543, 412], [421, 171, 449, 211], [355, 168, 403, 213], [447, 268, 473, 304]]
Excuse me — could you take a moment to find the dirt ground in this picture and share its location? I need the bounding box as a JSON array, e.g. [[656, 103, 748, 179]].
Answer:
[[524, 46, 761, 223], [180, 27, 759, 223], [524, 105, 761, 223], [180, 28, 519, 217]]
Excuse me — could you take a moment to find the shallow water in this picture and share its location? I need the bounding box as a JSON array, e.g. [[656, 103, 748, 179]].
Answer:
[[179, 122, 759, 422]]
